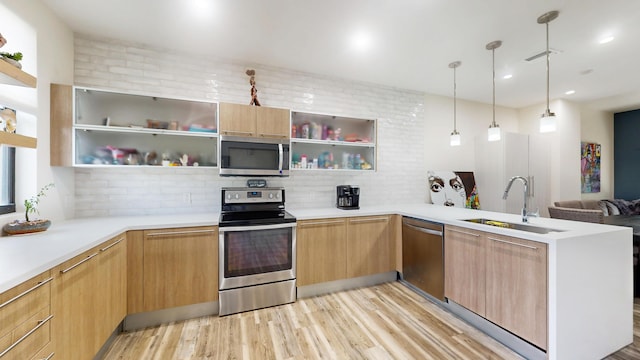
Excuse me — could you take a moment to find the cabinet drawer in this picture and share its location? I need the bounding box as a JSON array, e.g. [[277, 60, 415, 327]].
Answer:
[[0, 308, 52, 360], [30, 342, 54, 360], [0, 271, 52, 339]]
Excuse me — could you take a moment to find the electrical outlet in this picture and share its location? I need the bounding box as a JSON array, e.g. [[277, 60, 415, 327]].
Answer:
[[183, 192, 192, 205]]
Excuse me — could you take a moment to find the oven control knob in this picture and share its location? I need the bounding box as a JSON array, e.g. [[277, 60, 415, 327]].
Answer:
[[234, 194, 240, 200], [226, 194, 231, 200], [276, 193, 280, 199], [268, 193, 274, 199]]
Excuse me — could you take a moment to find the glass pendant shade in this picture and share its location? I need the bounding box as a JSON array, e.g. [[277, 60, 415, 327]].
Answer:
[[450, 131, 461, 146], [538, 10, 559, 133], [488, 125, 501, 142], [540, 110, 557, 133], [486, 40, 502, 142]]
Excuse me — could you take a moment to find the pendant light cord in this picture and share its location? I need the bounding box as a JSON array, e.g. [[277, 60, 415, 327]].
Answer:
[[492, 47, 496, 126], [546, 21, 550, 112], [453, 66, 457, 132]]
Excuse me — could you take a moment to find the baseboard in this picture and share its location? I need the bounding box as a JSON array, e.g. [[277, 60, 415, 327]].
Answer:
[[123, 301, 218, 331], [297, 271, 398, 298]]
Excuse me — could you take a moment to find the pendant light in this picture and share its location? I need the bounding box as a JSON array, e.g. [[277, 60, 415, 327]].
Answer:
[[486, 40, 502, 142], [449, 61, 462, 146], [538, 10, 559, 133]]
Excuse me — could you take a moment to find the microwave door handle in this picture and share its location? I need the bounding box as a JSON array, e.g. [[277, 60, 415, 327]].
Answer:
[[278, 143, 283, 173]]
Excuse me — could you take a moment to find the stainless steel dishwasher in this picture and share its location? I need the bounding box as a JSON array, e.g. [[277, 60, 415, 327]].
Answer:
[[402, 216, 444, 300]]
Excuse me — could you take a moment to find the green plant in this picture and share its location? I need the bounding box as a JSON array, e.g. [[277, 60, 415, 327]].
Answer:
[[24, 183, 54, 222], [0, 52, 23, 61]]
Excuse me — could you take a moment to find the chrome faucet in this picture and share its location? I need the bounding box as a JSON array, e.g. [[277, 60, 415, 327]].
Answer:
[[503, 176, 535, 223]]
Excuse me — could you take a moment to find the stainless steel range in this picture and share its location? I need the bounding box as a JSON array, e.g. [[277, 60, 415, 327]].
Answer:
[[218, 187, 296, 316]]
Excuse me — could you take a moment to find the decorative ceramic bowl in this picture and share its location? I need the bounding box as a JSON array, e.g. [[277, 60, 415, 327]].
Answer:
[[3, 219, 51, 235]]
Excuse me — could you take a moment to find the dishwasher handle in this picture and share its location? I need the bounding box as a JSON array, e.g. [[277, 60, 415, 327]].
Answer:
[[404, 223, 443, 236]]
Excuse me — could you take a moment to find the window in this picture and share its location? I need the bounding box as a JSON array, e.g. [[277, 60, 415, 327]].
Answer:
[[0, 146, 16, 215]]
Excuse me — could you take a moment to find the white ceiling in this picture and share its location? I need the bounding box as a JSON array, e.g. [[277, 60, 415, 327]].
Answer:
[[41, 0, 640, 112]]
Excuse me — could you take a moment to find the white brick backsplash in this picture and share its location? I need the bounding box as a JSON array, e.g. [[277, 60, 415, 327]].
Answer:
[[73, 34, 426, 217]]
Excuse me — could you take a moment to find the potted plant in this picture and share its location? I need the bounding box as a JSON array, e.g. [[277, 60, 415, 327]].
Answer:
[[2, 183, 54, 235], [0, 51, 23, 69]]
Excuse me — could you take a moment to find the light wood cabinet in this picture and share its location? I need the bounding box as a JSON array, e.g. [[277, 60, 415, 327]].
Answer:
[[256, 106, 291, 138], [444, 225, 486, 316], [126, 230, 144, 314], [52, 234, 127, 360], [444, 225, 548, 350], [52, 247, 100, 360], [97, 235, 127, 344], [142, 226, 218, 312], [347, 215, 393, 278], [50, 83, 73, 166], [297, 218, 348, 286], [485, 233, 548, 349], [0, 271, 52, 360], [219, 102, 290, 138]]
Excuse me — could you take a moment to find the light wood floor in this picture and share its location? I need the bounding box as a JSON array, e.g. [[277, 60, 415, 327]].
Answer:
[[101, 282, 640, 359]]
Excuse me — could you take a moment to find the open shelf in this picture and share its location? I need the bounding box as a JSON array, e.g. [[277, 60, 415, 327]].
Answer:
[[0, 131, 37, 149], [0, 59, 36, 88]]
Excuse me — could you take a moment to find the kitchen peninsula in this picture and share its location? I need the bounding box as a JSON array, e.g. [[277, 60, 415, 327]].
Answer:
[[0, 204, 632, 360]]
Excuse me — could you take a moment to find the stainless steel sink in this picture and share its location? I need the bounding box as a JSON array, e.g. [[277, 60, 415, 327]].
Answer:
[[462, 218, 564, 234]]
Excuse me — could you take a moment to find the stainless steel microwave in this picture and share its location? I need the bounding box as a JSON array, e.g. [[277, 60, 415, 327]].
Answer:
[[219, 135, 290, 176]]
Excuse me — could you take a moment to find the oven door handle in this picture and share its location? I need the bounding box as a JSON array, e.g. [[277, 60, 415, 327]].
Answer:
[[278, 143, 283, 174], [219, 222, 296, 232]]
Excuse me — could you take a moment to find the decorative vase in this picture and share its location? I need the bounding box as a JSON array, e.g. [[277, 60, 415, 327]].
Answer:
[[1, 56, 22, 69], [3, 219, 51, 235]]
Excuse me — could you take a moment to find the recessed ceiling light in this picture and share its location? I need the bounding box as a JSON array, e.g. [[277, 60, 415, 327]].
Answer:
[[565, 90, 575, 95], [189, 0, 214, 18], [503, 74, 513, 80], [350, 31, 372, 51], [599, 35, 614, 44]]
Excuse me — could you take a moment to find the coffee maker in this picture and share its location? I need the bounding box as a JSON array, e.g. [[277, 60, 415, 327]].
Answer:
[[336, 185, 360, 210]]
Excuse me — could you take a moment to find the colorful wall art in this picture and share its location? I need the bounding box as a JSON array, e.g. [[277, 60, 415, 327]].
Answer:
[[428, 170, 481, 209], [581, 142, 601, 193]]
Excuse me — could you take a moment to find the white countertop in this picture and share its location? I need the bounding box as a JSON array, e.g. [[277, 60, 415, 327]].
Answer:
[[1, 204, 631, 294], [0, 213, 218, 293], [290, 203, 630, 243]]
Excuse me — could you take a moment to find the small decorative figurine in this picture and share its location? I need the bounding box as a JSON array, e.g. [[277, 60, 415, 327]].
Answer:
[[246, 69, 261, 106], [0, 33, 6, 48]]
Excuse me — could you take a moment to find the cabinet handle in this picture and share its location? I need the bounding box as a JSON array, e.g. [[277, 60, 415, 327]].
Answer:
[[404, 223, 443, 237], [223, 130, 254, 136], [0, 277, 53, 309], [349, 217, 389, 224], [447, 228, 481, 237], [60, 253, 98, 274], [39, 353, 55, 360], [488, 237, 538, 250], [299, 219, 344, 226], [0, 314, 53, 357], [146, 229, 216, 237], [259, 133, 288, 138], [100, 237, 124, 252]]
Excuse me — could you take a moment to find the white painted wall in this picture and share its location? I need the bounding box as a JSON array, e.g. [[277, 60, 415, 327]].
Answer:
[[0, 0, 74, 226], [72, 35, 426, 217], [518, 99, 582, 206], [580, 107, 614, 200], [423, 93, 519, 205]]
